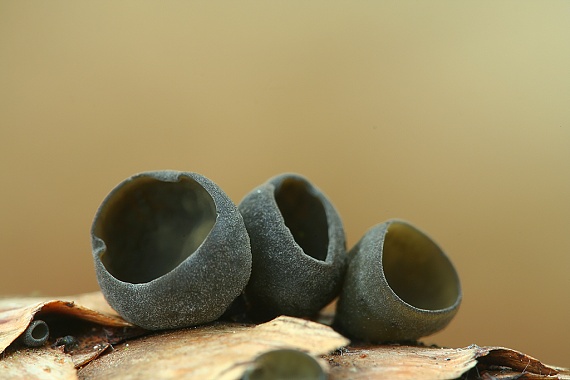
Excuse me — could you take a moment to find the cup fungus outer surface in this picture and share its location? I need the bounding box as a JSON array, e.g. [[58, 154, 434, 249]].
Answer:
[[238, 173, 347, 320], [334, 220, 462, 342], [91, 170, 252, 330], [20, 320, 50, 347]]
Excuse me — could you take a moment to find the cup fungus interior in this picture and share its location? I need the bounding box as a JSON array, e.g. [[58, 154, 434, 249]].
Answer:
[[94, 176, 217, 284], [274, 178, 329, 261], [382, 222, 460, 310]]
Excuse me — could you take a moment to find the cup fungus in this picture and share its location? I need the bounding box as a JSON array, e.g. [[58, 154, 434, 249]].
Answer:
[[334, 220, 462, 342], [238, 173, 347, 321], [91, 171, 252, 330], [20, 320, 49, 347], [242, 349, 326, 380]]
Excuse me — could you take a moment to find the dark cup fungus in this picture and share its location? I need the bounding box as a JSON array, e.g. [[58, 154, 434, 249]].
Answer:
[[20, 320, 49, 347], [238, 173, 347, 321], [334, 220, 462, 342], [91, 171, 252, 330]]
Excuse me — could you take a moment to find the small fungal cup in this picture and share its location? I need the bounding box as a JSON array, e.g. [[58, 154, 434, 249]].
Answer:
[[334, 219, 462, 342], [242, 349, 327, 380], [91, 171, 252, 330], [20, 320, 50, 347], [238, 173, 347, 320]]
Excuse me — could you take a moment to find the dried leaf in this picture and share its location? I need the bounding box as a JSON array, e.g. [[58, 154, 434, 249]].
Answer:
[[0, 292, 143, 370], [325, 344, 570, 380], [473, 346, 568, 380], [326, 344, 478, 380], [0, 346, 77, 380], [78, 316, 349, 380]]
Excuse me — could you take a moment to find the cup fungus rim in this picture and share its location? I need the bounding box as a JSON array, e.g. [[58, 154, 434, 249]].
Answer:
[[92, 170, 225, 286]]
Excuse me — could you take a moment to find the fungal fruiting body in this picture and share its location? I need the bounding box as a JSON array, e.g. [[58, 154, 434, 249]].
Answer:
[[334, 220, 462, 342], [242, 349, 326, 380], [20, 320, 49, 347], [238, 173, 347, 321], [91, 171, 252, 330]]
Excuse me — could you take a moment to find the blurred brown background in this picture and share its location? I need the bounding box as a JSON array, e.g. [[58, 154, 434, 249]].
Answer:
[[1, 1, 569, 367]]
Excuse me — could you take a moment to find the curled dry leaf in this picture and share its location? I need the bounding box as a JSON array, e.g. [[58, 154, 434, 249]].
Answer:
[[0, 292, 142, 369]]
